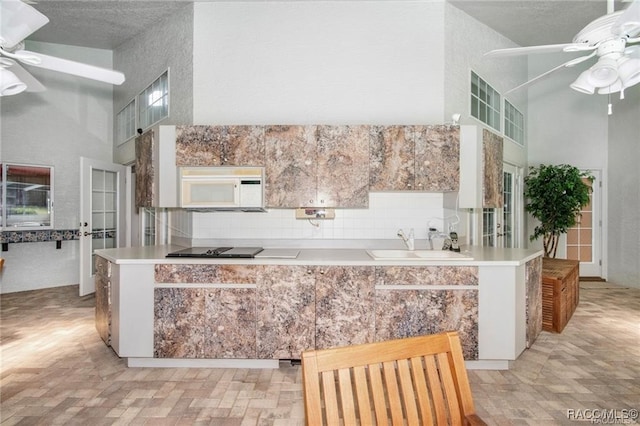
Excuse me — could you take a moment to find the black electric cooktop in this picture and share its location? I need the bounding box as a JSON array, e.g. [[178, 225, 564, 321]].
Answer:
[[166, 247, 264, 258]]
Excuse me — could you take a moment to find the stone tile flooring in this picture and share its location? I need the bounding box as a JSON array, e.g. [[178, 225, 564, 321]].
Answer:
[[1, 282, 639, 425]]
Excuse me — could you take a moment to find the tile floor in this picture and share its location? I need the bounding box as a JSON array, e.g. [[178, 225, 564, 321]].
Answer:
[[1, 281, 639, 425]]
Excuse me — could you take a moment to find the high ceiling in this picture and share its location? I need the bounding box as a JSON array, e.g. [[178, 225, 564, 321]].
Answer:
[[24, 0, 633, 50]]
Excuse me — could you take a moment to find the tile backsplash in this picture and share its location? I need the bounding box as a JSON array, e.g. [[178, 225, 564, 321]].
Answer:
[[188, 192, 465, 242]]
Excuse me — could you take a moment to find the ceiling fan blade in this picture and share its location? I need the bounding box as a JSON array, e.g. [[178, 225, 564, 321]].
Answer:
[[504, 53, 596, 94], [4, 60, 45, 92], [485, 43, 593, 58], [14, 49, 125, 85], [0, 0, 49, 48], [613, 0, 640, 37]]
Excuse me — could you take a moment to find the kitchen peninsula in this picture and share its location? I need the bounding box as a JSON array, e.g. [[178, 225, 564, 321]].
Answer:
[[94, 245, 542, 370]]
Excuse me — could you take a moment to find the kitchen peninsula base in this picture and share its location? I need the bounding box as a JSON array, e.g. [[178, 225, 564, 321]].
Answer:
[[95, 245, 543, 370]]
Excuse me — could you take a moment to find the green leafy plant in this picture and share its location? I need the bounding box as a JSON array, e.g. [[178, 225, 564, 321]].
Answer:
[[524, 164, 593, 258]]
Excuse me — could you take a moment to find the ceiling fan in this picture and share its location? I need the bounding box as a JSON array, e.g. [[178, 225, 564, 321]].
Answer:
[[0, 0, 125, 96], [485, 0, 640, 100]]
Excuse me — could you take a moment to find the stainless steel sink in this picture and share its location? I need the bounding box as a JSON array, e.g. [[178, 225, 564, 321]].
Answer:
[[366, 249, 473, 260]]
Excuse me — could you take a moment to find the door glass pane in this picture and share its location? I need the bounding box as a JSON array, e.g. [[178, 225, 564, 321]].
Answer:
[[482, 208, 495, 247], [566, 177, 593, 262], [503, 171, 514, 248], [91, 169, 118, 275]]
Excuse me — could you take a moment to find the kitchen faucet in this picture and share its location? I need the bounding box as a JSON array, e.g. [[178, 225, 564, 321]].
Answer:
[[397, 228, 415, 251], [427, 227, 451, 250]]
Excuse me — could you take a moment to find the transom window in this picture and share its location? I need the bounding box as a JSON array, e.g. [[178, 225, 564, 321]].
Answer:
[[471, 71, 501, 131], [138, 70, 169, 130], [504, 100, 525, 146], [115, 69, 170, 145], [116, 99, 136, 146]]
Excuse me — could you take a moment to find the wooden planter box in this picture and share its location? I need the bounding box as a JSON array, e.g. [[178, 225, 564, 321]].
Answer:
[[541, 258, 580, 333]]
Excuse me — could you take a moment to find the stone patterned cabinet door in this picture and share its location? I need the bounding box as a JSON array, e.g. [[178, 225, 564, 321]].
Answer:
[[526, 255, 543, 348], [204, 288, 257, 359], [154, 287, 205, 358], [175, 125, 225, 166], [369, 125, 415, 191], [374, 266, 479, 360], [94, 256, 111, 346], [135, 129, 154, 208], [413, 125, 460, 192], [482, 129, 504, 208], [222, 125, 265, 166], [175, 125, 265, 167], [315, 266, 376, 350], [316, 125, 370, 208], [264, 125, 318, 207], [154, 264, 260, 359], [257, 265, 316, 359]]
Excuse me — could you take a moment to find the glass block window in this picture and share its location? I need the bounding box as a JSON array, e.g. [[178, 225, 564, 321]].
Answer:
[[504, 100, 525, 146], [116, 99, 136, 145], [138, 70, 169, 130], [471, 71, 501, 131]]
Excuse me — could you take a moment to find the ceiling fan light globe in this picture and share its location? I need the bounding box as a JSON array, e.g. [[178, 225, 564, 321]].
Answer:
[[618, 58, 640, 89], [597, 79, 624, 95], [589, 58, 619, 87], [570, 70, 596, 94], [0, 68, 26, 96]]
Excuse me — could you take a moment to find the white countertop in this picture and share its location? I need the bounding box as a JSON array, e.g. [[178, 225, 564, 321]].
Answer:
[[95, 244, 543, 267]]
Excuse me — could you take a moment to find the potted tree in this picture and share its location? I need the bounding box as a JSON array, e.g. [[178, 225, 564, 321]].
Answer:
[[524, 164, 593, 258]]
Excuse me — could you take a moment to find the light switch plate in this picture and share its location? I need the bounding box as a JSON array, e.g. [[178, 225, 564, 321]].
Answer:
[[295, 208, 336, 220]]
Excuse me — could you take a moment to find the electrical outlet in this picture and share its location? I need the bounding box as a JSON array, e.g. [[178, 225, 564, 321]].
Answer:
[[295, 208, 336, 220]]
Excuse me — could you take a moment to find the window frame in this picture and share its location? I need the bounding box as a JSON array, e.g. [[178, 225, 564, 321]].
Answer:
[[116, 97, 137, 146], [504, 99, 525, 146], [137, 69, 170, 131], [470, 70, 501, 132], [1, 162, 54, 230]]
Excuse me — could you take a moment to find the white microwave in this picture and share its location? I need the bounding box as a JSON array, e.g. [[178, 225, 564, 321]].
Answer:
[[179, 167, 265, 211]]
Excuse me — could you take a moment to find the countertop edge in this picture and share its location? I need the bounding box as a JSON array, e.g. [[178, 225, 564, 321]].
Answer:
[[95, 245, 544, 267]]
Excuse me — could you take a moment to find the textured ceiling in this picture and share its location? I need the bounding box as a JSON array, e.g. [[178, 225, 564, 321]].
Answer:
[[24, 0, 633, 50]]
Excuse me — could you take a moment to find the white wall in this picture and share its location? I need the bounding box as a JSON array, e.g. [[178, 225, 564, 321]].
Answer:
[[525, 52, 610, 261], [0, 42, 114, 293], [191, 192, 458, 244], [607, 85, 640, 288], [113, 3, 194, 165], [193, 1, 445, 125]]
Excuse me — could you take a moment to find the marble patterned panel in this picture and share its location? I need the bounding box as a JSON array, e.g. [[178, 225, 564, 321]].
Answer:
[[135, 129, 154, 208], [369, 125, 414, 191], [204, 288, 256, 359], [224, 125, 265, 166], [375, 289, 479, 360], [94, 256, 110, 345], [315, 266, 375, 350], [175, 125, 224, 166], [154, 288, 205, 358], [264, 125, 318, 207], [155, 264, 261, 284], [413, 125, 460, 192], [256, 265, 315, 359], [526, 255, 543, 348], [375, 265, 478, 286], [316, 125, 370, 208], [482, 129, 504, 208]]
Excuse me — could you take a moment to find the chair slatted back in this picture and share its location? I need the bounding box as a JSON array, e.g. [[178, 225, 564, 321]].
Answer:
[[302, 331, 486, 426]]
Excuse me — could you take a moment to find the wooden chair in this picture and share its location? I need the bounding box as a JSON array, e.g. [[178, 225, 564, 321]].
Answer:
[[301, 331, 486, 426]]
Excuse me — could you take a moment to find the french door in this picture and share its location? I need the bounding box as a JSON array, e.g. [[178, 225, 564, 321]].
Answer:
[[564, 170, 602, 277], [79, 157, 128, 296], [483, 163, 522, 248]]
